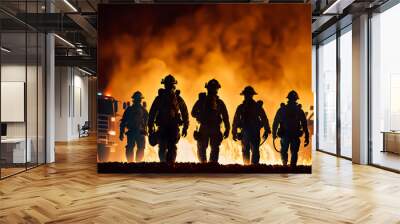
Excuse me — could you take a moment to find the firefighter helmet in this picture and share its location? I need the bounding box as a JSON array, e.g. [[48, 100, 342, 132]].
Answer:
[[131, 91, 144, 100], [161, 74, 178, 85], [205, 79, 221, 90], [287, 90, 299, 101], [240, 86, 257, 96]]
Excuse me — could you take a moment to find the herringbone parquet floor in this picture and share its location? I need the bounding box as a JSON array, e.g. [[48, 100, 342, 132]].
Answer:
[[1, 137, 400, 224]]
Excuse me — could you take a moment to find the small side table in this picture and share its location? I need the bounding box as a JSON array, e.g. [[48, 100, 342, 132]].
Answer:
[[381, 131, 400, 154]]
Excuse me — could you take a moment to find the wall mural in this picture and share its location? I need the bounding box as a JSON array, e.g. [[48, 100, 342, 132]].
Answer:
[[97, 4, 313, 173]]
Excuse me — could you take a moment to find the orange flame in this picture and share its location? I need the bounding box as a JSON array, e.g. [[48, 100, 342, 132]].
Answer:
[[99, 4, 312, 165]]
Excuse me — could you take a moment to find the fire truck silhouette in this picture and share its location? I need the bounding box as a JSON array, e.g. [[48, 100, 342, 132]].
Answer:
[[97, 93, 119, 162]]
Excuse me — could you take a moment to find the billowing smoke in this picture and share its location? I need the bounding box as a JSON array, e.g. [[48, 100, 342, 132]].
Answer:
[[99, 4, 312, 164]]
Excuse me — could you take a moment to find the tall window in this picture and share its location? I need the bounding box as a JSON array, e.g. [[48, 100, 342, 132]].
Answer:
[[371, 3, 400, 171], [1, 30, 28, 177], [317, 36, 337, 154], [339, 28, 352, 158], [0, 1, 47, 179]]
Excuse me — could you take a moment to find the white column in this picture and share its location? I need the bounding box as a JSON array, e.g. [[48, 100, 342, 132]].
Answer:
[[352, 14, 369, 164], [46, 33, 55, 163], [45, 0, 56, 163]]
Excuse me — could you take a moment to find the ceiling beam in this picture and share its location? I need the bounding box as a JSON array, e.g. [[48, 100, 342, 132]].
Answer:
[[55, 55, 96, 71], [67, 13, 97, 39]]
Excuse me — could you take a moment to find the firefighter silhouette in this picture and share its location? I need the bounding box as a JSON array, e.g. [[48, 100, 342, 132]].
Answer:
[[119, 91, 149, 162], [148, 74, 189, 163], [272, 90, 310, 167], [232, 86, 271, 165], [191, 79, 230, 163]]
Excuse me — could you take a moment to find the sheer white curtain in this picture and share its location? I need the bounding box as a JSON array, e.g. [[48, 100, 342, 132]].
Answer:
[[340, 30, 352, 158], [371, 3, 400, 169], [318, 37, 337, 154]]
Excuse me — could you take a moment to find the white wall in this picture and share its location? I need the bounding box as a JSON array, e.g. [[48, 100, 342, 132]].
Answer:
[[55, 66, 69, 141], [54, 67, 89, 141], [1, 65, 26, 138], [1, 65, 43, 137], [72, 73, 89, 138], [1, 63, 46, 163]]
